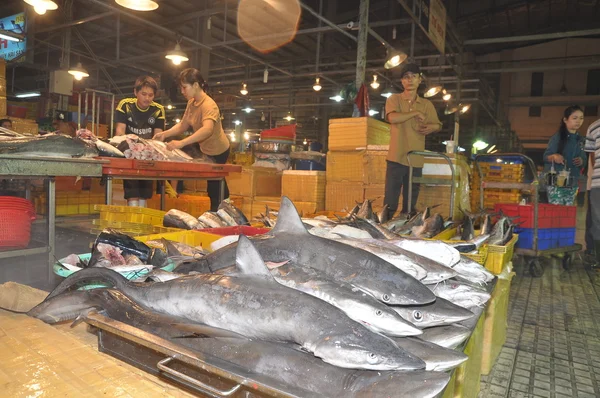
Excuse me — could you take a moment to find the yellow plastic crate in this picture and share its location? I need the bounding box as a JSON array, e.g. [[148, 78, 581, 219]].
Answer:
[[452, 314, 484, 398], [78, 204, 90, 214], [93, 205, 166, 226], [434, 228, 488, 265], [137, 230, 223, 252], [484, 234, 519, 274], [434, 227, 457, 241]]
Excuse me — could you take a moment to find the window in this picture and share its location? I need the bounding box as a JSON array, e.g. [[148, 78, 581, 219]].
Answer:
[[529, 72, 543, 117], [586, 69, 600, 95]]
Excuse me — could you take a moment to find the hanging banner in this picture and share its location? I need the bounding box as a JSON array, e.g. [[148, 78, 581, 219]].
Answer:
[[418, 0, 446, 55], [0, 12, 27, 62]]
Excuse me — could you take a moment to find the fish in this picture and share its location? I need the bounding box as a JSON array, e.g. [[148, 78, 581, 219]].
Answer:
[[216, 208, 238, 226], [357, 218, 398, 239], [427, 280, 492, 309], [44, 236, 426, 371], [90, 139, 125, 157], [390, 296, 474, 329], [218, 200, 250, 226], [480, 213, 493, 235], [387, 238, 461, 268], [210, 235, 240, 252], [0, 134, 98, 158], [302, 218, 337, 229], [331, 224, 373, 239], [356, 200, 374, 220], [178, 197, 437, 306], [138, 268, 182, 282], [460, 210, 476, 241], [419, 324, 472, 349], [29, 288, 449, 398], [452, 256, 495, 285], [379, 204, 390, 224], [163, 209, 200, 230], [411, 213, 445, 238], [199, 212, 228, 228], [393, 336, 468, 371], [488, 216, 514, 246], [88, 229, 163, 268]]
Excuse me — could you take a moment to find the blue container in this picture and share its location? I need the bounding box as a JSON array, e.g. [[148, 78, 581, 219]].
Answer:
[[293, 159, 326, 171], [558, 228, 576, 247], [515, 228, 557, 250]]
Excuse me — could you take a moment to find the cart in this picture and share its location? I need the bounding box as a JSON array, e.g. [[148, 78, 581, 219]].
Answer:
[[474, 153, 582, 277]]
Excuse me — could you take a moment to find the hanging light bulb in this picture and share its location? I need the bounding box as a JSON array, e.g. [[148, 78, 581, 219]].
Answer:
[[263, 68, 269, 83], [233, 120, 242, 126], [243, 131, 250, 140], [260, 112, 266, 122], [229, 132, 236, 142], [313, 77, 322, 92], [24, 0, 58, 15], [115, 0, 159, 11], [424, 84, 443, 98], [442, 89, 452, 101], [284, 112, 295, 121], [303, 138, 308, 145], [166, 104, 174, 110], [444, 103, 460, 115], [165, 43, 189, 65], [240, 83, 248, 96], [242, 104, 255, 113], [370, 75, 380, 90], [459, 104, 471, 115], [68, 62, 90, 80], [384, 48, 407, 69]]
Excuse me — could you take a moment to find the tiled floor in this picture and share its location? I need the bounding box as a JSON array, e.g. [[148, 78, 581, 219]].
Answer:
[[479, 257, 600, 398]]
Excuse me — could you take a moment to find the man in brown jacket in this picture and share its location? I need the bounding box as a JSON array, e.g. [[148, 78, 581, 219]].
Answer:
[[383, 63, 442, 219]]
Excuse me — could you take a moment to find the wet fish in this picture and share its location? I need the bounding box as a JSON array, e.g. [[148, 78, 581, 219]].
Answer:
[[419, 324, 472, 349], [460, 209, 476, 241], [356, 200, 374, 220], [88, 229, 162, 267], [44, 236, 426, 371], [393, 337, 468, 371], [179, 197, 437, 306], [199, 211, 228, 228], [218, 200, 250, 226], [480, 213, 493, 235], [453, 256, 495, 285], [331, 224, 373, 239], [390, 297, 474, 329], [427, 280, 491, 309], [216, 208, 237, 226], [412, 213, 445, 239], [163, 209, 200, 230], [387, 238, 461, 268], [29, 288, 449, 398], [210, 235, 240, 252], [0, 135, 98, 158]]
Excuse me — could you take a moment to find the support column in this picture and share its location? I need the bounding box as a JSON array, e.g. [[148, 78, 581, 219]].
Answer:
[[198, 14, 211, 78], [355, 0, 369, 88]]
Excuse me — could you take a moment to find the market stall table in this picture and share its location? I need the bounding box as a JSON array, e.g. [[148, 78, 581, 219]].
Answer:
[[0, 155, 105, 281], [100, 158, 242, 210]]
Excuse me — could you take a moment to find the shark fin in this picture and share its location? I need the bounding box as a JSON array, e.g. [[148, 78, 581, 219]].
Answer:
[[271, 196, 309, 235], [235, 235, 276, 280]]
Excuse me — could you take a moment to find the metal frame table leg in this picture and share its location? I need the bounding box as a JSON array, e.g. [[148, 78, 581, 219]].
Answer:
[[105, 176, 113, 205], [47, 177, 56, 282], [219, 178, 225, 203], [160, 181, 165, 210]]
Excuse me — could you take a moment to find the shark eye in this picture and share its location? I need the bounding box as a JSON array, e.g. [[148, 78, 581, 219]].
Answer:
[[367, 353, 378, 363], [413, 310, 423, 321], [375, 310, 383, 317], [382, 294, 391, 302]]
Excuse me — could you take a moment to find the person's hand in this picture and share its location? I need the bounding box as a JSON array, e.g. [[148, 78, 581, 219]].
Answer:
[[550, 153, 564, 164], [153, 131, 166, 141], [417, 123, 437, 135], [167, 140, 183, 151], [573, 157, 583, 167], [414, 111, 426, 122]]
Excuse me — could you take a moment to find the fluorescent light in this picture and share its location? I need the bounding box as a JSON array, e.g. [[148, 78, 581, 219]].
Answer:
[[15, 92, 41, 98], [368, 110, 379, 116], [381, 91, 393, 98], [233, 120, 242, 126], [0, 32, 22, 42], [242, 106, 255, 113], [486, 144, 497, 154], [330, 95, 343, 102]]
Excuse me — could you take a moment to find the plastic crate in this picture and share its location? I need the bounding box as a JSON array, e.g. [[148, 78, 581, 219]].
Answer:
[[94, 204, 166, 226], [495, 204, 576, 229], [514, 228, 557, 250], [559, 228, 576, 247], [137, 230, 224, 252], [484, 234, 519, 274]]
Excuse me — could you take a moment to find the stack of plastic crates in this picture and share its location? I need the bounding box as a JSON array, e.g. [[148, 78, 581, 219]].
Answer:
[[146, 194, 211, 217], [471, 158, 525, 210], [92, 205, 180, 236]]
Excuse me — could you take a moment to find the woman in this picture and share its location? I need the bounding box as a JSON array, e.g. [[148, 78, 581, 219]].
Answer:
[[154, 69, 231, 211], [543, 105, 586, 184]]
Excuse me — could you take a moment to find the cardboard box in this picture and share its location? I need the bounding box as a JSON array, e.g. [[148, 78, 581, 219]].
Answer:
[[328, 117, 390, 150], [251, 196, 281, 219], [326, 150, 387, 184], [227, 167, 282, 198], [0, 77, 5, 97], [0, 96, 6, 117], [282, 170, 326, 203], [326, 181, 364, 212], [363, 184, 386, 212]]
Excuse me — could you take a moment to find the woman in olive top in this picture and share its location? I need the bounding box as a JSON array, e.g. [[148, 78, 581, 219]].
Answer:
[[154, 68, 231, 211]]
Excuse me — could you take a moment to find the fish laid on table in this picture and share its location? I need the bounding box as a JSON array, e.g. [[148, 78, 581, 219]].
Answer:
[[419, 324, 472, 349], [427, 280, 492, 309], [76, 129, 125, 158], [43, 236, 426, 371], [0, 134, 98, 158], [387, 238, 461, 268], [176, 196, 437, 306], [216, 208, 237, 226], [163, 209, 201, 230], [390, 296, 474, 329], [29, 288, 449, 398], [452, 256, 495, 285], [393, 337, 468, 371]]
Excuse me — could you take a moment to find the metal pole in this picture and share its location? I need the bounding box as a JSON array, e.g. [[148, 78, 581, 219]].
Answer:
[[97, 97, 101, 134], [355, 0, 369, 88], [300, 2, 357, 42], [410, 0, 415, 58], [110, 94, 115, 138], [116, 14, 120, 61], [85, 92, 88, 127], [77, 92, 81, 129], [464, 28, 600, 45], [47, 177, 55, 282], [92, 91, 96, 135], [315, 0, 323, 74]]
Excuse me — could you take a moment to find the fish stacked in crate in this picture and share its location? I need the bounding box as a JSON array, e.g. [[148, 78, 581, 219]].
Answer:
[[471, 158, 526, 211], [28, 195, 505, 397]]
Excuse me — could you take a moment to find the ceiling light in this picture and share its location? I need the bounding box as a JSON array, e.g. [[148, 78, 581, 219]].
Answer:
[[313, 77, 322, 92], [243, 131, 250, 140], [229, 132, 236, 142], [384, 48, 407, 69], [424, 84, 443, 98], [24, 0, 58, 15], [442, 89, 451, 101], [459, 104, 471, 114], [263, 68, 269, 83], [486, 145, 497, 154], [240, 83, 248, 96], [175, 118, 181, 123], [489, 149, 498, 154], [166, 104, 174, 110], [444, 103, 459, 115], [381, 90, 393, 98], [473, 140, 489, 151], [68, 62, 90, 80], [242, 105, 255, 113], [15, 92, 41, 98], [233, 120, 242, 126], [165, 43, 188, 65], [284, 112, 295, 121], [260, 112, 266, 122], [330, 95, 343, 102], [115, 0, 158, 11], [368, 109, 379, 116], [303, 138, 308, 145], [370, 75, 380, 90]]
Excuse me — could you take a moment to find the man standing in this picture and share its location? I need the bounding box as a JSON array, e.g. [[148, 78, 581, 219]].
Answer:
[[114, 76, 166, 207], [585, 117, 600, 268], [383, 63, 442, 219]]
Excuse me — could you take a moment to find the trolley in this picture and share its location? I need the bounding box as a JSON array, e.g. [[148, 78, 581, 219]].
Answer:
[[474, 153, 581, 277]]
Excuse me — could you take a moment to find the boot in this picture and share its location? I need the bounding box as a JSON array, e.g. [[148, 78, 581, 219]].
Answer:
[[593, 241, 600, 268]]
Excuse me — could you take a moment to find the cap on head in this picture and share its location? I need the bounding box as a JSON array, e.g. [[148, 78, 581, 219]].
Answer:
[[399, 63, 421, 78]]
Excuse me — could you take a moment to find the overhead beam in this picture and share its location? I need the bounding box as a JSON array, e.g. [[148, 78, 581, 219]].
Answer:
[[464, 28, 600, 45], [36, 12, 113, 33]]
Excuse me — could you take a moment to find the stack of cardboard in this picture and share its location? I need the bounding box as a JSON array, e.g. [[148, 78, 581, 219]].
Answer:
[[282, 170, 326, 215], [226, 167, 282, 218], [7, 116, 38, 135]]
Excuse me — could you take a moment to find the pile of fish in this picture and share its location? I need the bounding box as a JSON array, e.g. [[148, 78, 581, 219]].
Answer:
[[76, 129, 126, 157], [163, 199, 250, 230], [0, 132, 99, 158], [109, 134, 195, 162], [26, 196, 503, 397]]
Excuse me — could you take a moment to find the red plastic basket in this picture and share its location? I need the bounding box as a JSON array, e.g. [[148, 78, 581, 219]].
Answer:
[[0, 209, 34, 248]]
